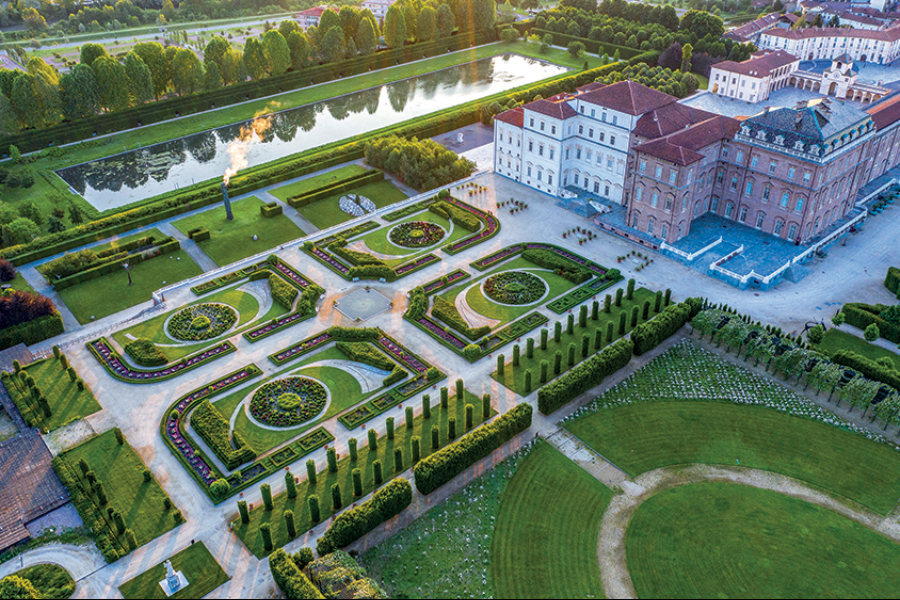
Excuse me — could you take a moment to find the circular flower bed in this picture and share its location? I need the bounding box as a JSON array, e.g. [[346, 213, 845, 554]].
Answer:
[[250, 378, 327, 427], [483, 271, 547, 305], [167, 304, 237, 341], [389, 221, 446, 248]]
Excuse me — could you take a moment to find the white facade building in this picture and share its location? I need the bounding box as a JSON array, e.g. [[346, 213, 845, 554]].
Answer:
[[493, 81, 680, 204], [758, 25, 900, 63], [710, 50, 799, 103], [361, 0, 396, 20]]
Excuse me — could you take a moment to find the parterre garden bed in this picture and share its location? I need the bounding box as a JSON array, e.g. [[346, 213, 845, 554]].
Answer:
[[563, 341, 900, 514]]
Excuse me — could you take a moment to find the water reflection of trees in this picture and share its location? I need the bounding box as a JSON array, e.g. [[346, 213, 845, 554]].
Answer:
[[387, 79, 413, 113], [184, 131, 217, 164]]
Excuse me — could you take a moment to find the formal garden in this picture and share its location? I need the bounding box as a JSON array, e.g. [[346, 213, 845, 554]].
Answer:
[[1, 564, 75, 599], [117, 542, 229, 600]]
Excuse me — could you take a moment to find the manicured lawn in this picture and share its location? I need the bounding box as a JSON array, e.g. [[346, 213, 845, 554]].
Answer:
[[360, 441, 534, 598], [92, 228, 170, 254], [4, 356, 101, 432], [7, 563, 75, 599], [816, 328, 900, 370], [234, 389, 493, 557], [267, 165, 370, 202], [357, 212, 465, 260], [111, 284, 275, 359], [118, 542, 229, 600], [492, 287, 655, 394], [628, 483, 900, 598], [172, 196, 305, 267], [491, 442, 610, 599], [693, 73, 709, 90], [6, 272, 35, 294], [565, 342, 900, 514], [57, 249, 203, 324], [60, 429, 179, 546], [298, 181, 409, 230]]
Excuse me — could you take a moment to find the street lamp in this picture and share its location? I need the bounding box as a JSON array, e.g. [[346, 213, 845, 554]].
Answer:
[[122, 261, 133, 286]]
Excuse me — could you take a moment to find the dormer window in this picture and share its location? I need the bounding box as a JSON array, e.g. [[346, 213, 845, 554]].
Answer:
[[775, 135, 785, 146], [741, 126, 751, 136], [794, 141, 805, 151], [756, 130, 767, 141]]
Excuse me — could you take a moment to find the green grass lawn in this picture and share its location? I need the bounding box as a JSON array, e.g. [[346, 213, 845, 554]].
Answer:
[[60, 429, 179, 546], [267, 165, 371, 202], [298, 181, 409, 230], [359, 438, 534, 598], [491, 442, 610, 599], [357, 212, 465, 260], [58, 249, 203, 324], [693, 73, 709, 90], [492, 287, 655, 394], [111, 284, 275, 360], [628, 483, 900, 598], [815, 328, 900, 370], [172, 196, 305, 267], [6, 272, 35, 294], [567, 402, 900, 514], [118, 542, 229, 600], [235, 389, 492, 557], [92, 228, 170, 254], [4, 356, 101, 432], [7, 563, 75, 599]]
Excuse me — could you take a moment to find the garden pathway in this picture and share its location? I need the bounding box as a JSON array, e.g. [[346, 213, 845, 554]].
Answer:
[[18, 266, 80, 331], [160, 223, 220, 272], [255, 190, 319, 235], [596, 463, 900, 599], [545, 429, 630, 490], [0, 542, 106, 597], [454, 288, 501, 330]]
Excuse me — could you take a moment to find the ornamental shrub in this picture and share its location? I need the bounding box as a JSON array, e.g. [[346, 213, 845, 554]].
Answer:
[[664, 288, 672, 306], [414, 404, 533, 495], [541, 328, 548, 350], [238, 500, 250, 524], [592, 300, 599, 320], [807, 324, 824, 344], [604, 294, 612, 313], [831, 350, 900, 392], [394, 448, 403, 471], [269, 548, 322, 599], [642, 300, 650, 320], [483, 393, 491, 419], [554, 321, 562, 342], [441, 386, 449, 408], [448, 417, 457, 439], [582, 333, 591, 357], [368, 429, 378, 450], [615, 288, 623, 307], [842, 303, 900, 343], [554, 350, 562, 374], [373, 460, 383, 485], [142, 467, 152, 482], [631, 305, 639, 327], [352, 468, 363, 496], [192, 401, 256, 470], [456, 378, 464, 400], [527, 337, 535, 358], [865, 323, 881, 342], [513, 344, 520, 366], [335, 341, 394, 371], [383, 366, 408, 388], [261, 523, 273, 552], [594, 328, 603, 350], [567, 343, 576, 366], [268, 274, 299, 309], [125, 528, 137, 550], [285, 510, 296, 538], [465, 404, 474, 429], [308, 495, 321, 523], [524, 371, 532, 394], [316, 478, 413, 555], [406, 406, 414, 429], [422, 395, 431, 419], [386, 417, 395, 440], [306, 459, 317, 484], [618, 311, 627, 334], [327, 447, 338, 473], [67, 366, 77, 381], [497, 354, 505, 375], [59, 354, 68, 369], [567, 314, 574, 335], [332, 483, 342, 510], [412, 436, 421, 464], [124, 338, 167, 367], [626, 278, 635, 300], [654, 290, 663, 313], [540, 360, 549, 383], [579, 305, 588, 327], [538, 338, 634, 414], [631, 302, 693, 355], [261, 483, 273, 511], [349, 438, 358, 461], [607, 321, 614, 343], [431, 424, 440, 449], [114, 511, 125, 534], [885, 266, 900, 295]]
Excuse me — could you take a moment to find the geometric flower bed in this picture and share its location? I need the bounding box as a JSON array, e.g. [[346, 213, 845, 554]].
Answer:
[[483, 271, 546, 305], [88, 337, 236, 383], [249, 377, 328, 427], [389, 221, 446, 248], [167, 303, 237, 341]]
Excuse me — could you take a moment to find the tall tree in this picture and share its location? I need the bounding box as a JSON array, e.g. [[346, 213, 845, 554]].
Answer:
[[681, 43, 693, 73], [356, 18, 377, 56], [278, 19, 302, 40], [124, 52, 154, 104], [220, 49, 244, 85], [384, 5, 407, 49], [204, 36, 231, 73], [436, 3, 455, 38], [339, 5, 360, 42], [80, 42, 109, 67], [404, 2, 419, 42], [171, 48, 204, 95], [59, 64, 100, 119], [204, 61, 223, 89], [21, 7, 47, 32], [93, 56, 131, 111], [474, 0, 496, 32], [680, 10, 724, 39], [10, 74, 41, 129], [320, 26, 345, 64], [319, 8, 342, 37], [0, 93, 17, 134], [418, 5, 436, 42], [242, 38, 268, 80], [132, 42, 168, 98], [287, 31, 309, 70], [262, 30, 291, 76]]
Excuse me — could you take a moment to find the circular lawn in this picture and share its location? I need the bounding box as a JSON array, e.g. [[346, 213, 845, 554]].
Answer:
[[167, 303, 237, 341], [249, 377, 328, 427], [388, 221, 446, 248], [482, 271, 547, 305]]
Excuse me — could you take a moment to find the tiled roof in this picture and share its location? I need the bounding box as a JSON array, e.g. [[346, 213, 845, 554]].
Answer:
[[495, 106, 524, 127], [868, 93, 900, 129], [634, 116, 740, 166], [724, 12, 786, 42], [763, 25, 900, 42], [578, 81, 677, 116], [633, 102, 719, 140], [838, 11, 884, 27], [712, 50, 798, 78], [576, 82, 606, 93], [523, 98, 577, 119], [741, 99, 871, 152], [298, 6, 329, 17]]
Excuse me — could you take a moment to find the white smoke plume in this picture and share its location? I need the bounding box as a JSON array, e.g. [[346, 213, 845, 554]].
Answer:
[[222, 114, 272, 185]]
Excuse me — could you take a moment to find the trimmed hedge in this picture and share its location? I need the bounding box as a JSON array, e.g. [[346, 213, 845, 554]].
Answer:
[[347, 265, 396, 280], [630, 300, 696, 356], [261, 202, 283, 218], [382, 366, 408, 387], [270, 549, 325, 600], [842, 303, 900, 344], [286, 170, 384, 208], [537, 337, 634, 415], [335, 341, 395, 371], [0, 312, 64, 351], [330, 240, 386, 267], [413, 403, 533, 495], [530, 28, 642, 60], [886, 267, 900, 295], [831, 350, 900, 393], [522, 249, 591, 284], [123, 338, 167, 367], [316, 477, 413, 555], [327, 326, 381, 340], [429, 201, 480, 232], [269, 274, 299, 310], [191, 400, 256, 470], [432, 297, 491, 340]]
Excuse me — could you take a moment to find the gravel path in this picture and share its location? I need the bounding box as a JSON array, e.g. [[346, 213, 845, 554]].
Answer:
[[0, 543, 106, 585]]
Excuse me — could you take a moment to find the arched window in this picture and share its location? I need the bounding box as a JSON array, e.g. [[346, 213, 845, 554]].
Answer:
[[773, 219, 784, 236], [725, 202, 734, 219], [647, 217, 655, 235]]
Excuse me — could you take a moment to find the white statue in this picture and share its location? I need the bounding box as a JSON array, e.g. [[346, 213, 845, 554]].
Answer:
[[165, 560, 180, 594]]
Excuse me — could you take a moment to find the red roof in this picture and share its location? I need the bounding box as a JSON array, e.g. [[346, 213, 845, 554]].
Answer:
[[578, 81, 677, 116], [634, 116, 740, 166], [633, 103, 720, 140], [712, 50, 797, 78], [763, 25, 900, 42], [868, 94, 900, 129], [298, 6, 329, 17], [523, 98, 577, 120], [495, 106, 524, 128]]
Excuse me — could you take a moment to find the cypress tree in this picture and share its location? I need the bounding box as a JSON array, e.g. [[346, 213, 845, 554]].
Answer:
[[373, 460, 383, 485], [261, 483, 273, 511], [52, 345, 60, 359], [465, 404, 474, 428], [285, 510, 296, 538], [67, 367, 77, 382], [455, 378, 463, 400], [554, 321, 562, 342], [591, 299, 599, 320], [579, 305, 588, 327], [567, 343, 576, 366], [513, 344, 520, 366], [664, 288, 672, 305], [394, 448, 403, 471], [642, 300, 650, 320], [631, 305, 639, 327], [527, 337, 535, 358], [497, 354, 505, 375], [431, 424, 439, 449], [626, 278, 635, 300], [604, 293, 612, 313], [285, 471, 297, 499], [308, 495, 321, 523], [582, 333, 590, 357], [482, 393, 491, 419], [618, 311, 627, 334], [422, 394, 431, 419], [331, 483, 342, 510], [540, 360, 549, 383], [260, 523, 273, 551], [238, 500, 249, 524], [567, 314, 575, 335], [615, 288, 623, 307], [524, 370, 532, 394], [306, 459, 318, 485], [541, 328, 548, 350], [594, 328, 603, 351], [348, 437, 358, 461], [326, 447, 338, 472], [412, 436, 421, 463], [368, 429, 378, 450], [654, 290, 663, 312], [448, 417, 457, 439], [114, 511, 125, 534], [406, 406, 414, 429], [440, 386, 449, 408], [386, 417, 395, 440], [39, 396, 51, 418], [60, 354, 68, 369], [352, 468, 362, 496], [554, 350, 562, 374], [607, 321, 614, 343], [125, 528, 137, 551]]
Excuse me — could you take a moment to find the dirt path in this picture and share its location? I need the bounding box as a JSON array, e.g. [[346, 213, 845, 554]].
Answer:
[[596, 464, 900, 599]]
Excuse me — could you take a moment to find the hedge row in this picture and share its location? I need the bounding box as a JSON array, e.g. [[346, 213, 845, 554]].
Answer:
[[382, 366, 408, 388], [327, 326, 381, 340], [631, 300, 698, 355], [429, 201, 480, 232], [347, 265, 396, 280], [52, 456, 123, 562], [0, 312, 64, 351], [530, 28, 643, 60], [123, 338, 167, 367], [537, 337, 634, 415], [414, 403, 533, 495], [330, 240, 386, 267], [191, 400, 256, 470], [432, 297, 491, 340], [522, 249, 591, 284], [886, 267, 900, 295], [831, 350, 900, 393], [316, 477, 413, 555], [335, 341, 395, 371], [1, 31, 495, 154], [52, 239, 180, 290], [286, 170, 384, 208], [269, 274, 299, 310], [842, 303, 900, 344], [270, 549, 324, 600]]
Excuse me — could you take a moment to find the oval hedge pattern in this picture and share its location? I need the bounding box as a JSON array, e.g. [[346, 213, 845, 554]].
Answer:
[[483, 271, 546, 305], [250, 377, 327, 427], [168, 303, 237, 341], [389, 221, 446, 248]]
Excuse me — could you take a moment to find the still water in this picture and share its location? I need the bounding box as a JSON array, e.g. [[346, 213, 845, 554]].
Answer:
[[57, 54, 568, 210]]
